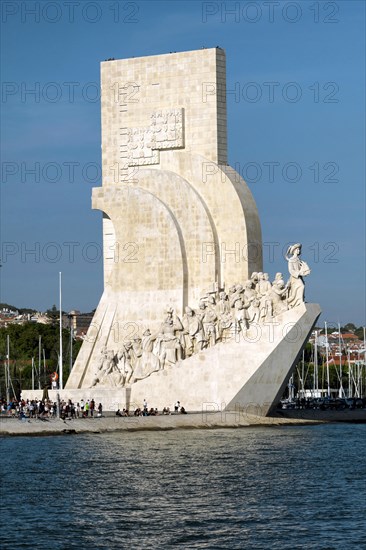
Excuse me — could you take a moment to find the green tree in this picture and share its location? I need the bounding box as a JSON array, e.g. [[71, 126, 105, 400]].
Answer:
[[46, 304, 59, 326], [0, 322, 82, 396]]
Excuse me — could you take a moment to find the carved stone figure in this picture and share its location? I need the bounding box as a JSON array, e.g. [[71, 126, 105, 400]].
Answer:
[[197, 299, 217, 348], [269, 279, 289, 317], [182, 306, 205, 356], [286, 243, 310, 308], [250, 297, 261, 324], [142, 328, 156, 353], [91, 349, 123, 388], [216, 291, 233, 341], [156, 307, 183, 367], [117, 341, 134, 386], [230, 284, 250, 333], [255, 272, 263, 294], [250, 272, 259, 293], [227, 285, 237, 303], [257, 273, 270, 296], [243, 281, 259, 324], [272, 272, 284, 285], [90, 346, 108, 387], [131, 331, 161, 382], [258, 273, 272, 322]]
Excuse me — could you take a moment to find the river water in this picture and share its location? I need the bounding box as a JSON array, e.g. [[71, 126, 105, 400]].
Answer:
[[1, 424, 366, 549]]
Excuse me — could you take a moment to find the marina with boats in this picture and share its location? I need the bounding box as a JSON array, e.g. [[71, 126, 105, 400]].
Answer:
[[281, 323, 366, 412]]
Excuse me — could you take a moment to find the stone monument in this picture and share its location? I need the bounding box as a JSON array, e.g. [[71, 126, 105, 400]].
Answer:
[[25, 49, 321, 414]]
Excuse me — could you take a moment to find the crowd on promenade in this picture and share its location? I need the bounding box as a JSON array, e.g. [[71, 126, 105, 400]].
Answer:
[[0, 398, 103, 420], [0, 397, 187, 420]]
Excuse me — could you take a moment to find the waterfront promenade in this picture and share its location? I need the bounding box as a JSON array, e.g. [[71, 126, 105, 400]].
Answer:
[[2, 409, 366, 436]]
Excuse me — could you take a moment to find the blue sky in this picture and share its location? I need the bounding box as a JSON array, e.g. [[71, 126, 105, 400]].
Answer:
[[1, 0, 365, 326]]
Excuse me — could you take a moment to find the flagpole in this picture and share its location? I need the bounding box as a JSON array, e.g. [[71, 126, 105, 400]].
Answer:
[[59, 272, 63, 390]]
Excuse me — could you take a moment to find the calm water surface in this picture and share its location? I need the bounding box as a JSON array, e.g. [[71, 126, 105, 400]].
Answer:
[[1, 424, 366, 549]]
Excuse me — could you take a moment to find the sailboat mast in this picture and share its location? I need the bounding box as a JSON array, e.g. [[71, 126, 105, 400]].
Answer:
[[314, 330, 318, 397], [363, 327, 366, 398], [325, 321, 330, 397], [59, 272, 63, 390], [338, 323, 343, 397], [348, 348, 351, 397]]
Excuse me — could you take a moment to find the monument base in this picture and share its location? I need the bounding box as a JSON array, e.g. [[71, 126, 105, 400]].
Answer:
[[22, 303, 320, 415]]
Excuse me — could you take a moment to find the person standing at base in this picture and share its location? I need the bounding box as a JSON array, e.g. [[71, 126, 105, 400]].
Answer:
[[85, 400, 90, 417], [97, 403, 103, 417], [90, 399, 95, 417], [174, 401, 180, 413]]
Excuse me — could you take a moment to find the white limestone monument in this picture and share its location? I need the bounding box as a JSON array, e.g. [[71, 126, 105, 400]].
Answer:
[[29, 48, 322, 414]]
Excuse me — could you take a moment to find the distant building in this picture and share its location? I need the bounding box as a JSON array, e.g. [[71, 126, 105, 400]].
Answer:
[[29, 312, 51, 324], [0, 308, 52, 327], [66, 310, 94, 340], [0, 308, 20, 327], [309, 330, 365, 367]]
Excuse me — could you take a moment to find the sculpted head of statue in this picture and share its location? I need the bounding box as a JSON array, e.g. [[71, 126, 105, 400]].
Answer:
[[287, 243, 302, 257]]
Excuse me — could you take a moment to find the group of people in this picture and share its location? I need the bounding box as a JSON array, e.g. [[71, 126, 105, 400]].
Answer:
[[0, 397, 187, 419], [0, 398, 103, 420], [91, 244, 310, 388], [115, 400, 187, 417]]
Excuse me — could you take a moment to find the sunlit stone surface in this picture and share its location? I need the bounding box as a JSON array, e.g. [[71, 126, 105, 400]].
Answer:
[[23, 49, 320, 413]]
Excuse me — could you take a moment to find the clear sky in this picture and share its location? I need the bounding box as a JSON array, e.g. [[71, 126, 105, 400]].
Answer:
[[1, 0, 365, 327]]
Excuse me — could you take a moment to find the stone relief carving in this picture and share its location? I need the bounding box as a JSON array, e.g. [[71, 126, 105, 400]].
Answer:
[[150, 109, 184, 150], [91, 348, 124, 388], [125, 108, 184, 167], [91, 243, 310, 389], [182, 306, 205, 356], [127, 127, 159, 166], [131, 330, 161, 382], [155, 307, 183, 368]]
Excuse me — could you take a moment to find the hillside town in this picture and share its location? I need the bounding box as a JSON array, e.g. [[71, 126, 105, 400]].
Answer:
[[0, 305, 94, 340]]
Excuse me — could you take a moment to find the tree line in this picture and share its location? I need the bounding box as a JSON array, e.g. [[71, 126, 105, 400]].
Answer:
[[0, 322, 82, 398]]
